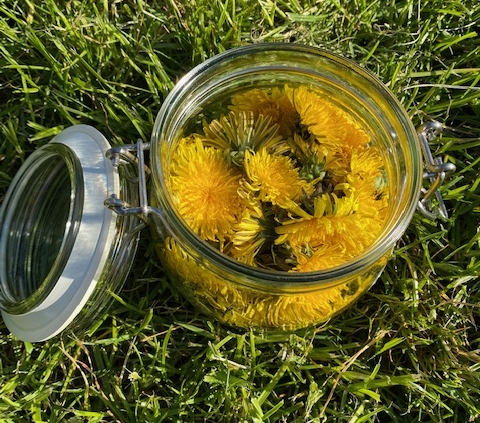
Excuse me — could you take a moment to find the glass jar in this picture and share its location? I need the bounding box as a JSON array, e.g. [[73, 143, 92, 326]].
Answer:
[[0, 43, 454, 341], [148, 43, 452, 330]]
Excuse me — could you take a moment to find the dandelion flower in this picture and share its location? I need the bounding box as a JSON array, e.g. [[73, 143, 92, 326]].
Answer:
[[170, 138, 243, 243], [202, 111, 286, 165], [286, 85, 370, 151], [229, 88, 298, 138], [293, 244, 353, 272], [346, 148, 389, 217], [243, 148, 314, 209], [230, 205, 277, 266], [276, 192, 381, 260]]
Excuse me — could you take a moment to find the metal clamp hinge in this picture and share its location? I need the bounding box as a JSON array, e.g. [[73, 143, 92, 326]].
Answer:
[[416, 121, 456, 221], [104, 140, 155, 220]]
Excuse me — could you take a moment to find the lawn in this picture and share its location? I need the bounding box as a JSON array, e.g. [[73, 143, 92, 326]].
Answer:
[[0, 0, 480, 422]]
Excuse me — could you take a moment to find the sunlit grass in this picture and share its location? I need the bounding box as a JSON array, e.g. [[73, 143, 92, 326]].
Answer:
[[1, 0, 480, 421]]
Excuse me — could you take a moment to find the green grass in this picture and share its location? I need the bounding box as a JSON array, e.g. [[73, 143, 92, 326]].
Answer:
[[1, 0, 480, 421]]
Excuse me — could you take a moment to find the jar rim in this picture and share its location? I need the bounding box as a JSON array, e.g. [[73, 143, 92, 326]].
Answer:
[[151, 43, 423, 285]]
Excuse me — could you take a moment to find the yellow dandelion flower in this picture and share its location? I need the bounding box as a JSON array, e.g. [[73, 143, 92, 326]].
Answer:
[[286, 85, 370, 151], [277, 212, 382, 261], [202, 111, 286, 165], [229, 88, 298, 138], [170, 138, 243, 243], [292, 244, 353, 272], [347, 148, 389, 217], [286, 85, 346, 144], [243, 148, 314, 209], [229, 205, 277, 266], [276, 192, 382, 261]]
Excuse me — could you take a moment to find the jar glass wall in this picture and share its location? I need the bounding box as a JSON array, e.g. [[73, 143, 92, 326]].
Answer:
[[150, 43, 423, 330]]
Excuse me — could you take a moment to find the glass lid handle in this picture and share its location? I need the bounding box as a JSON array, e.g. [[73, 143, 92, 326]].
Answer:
[[416, 121, 456, 221], [104, 140, 159, 220]]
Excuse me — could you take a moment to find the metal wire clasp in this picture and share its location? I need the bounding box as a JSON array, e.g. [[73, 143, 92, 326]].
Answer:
[[104, 140, 154, 219], [416, 121, 456, 221]]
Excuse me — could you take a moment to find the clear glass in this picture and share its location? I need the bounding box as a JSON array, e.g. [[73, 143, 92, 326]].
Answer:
[[150, 43, 423, 330], [0, 144, 83, 314]]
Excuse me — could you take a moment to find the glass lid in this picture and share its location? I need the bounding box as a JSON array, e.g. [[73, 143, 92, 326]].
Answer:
[[0, 125, 139, 342]]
